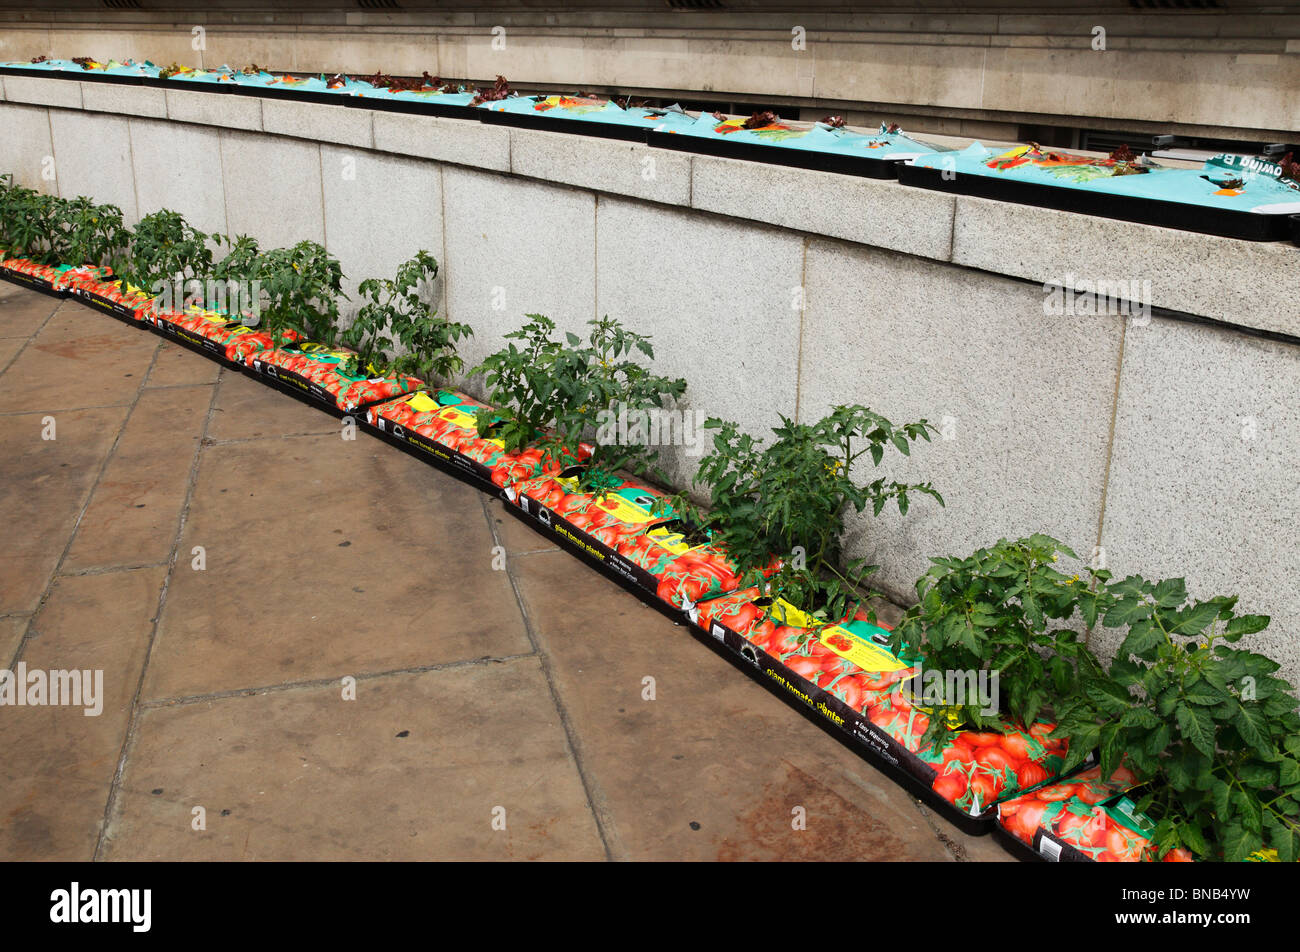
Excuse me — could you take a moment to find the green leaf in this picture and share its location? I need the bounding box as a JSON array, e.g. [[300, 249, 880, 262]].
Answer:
[[1175, 702, 1215, 758], [1223, 614, 1270, 642]]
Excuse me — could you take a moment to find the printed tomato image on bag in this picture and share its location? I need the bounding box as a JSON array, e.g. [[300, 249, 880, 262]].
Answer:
[[245, 341, 425, 412], [505, 467, 711, 604], [0, 256, 76, 297], [364, 389, 589, 488], [69, 272, 156, 321], [611, 519, 776, 610], [996, 764, 1194, 863], [151, 308, 301, 364], [690, 588, 1073, 829]]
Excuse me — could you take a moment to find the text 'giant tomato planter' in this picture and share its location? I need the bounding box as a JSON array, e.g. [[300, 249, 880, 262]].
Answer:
[[690, 587, 1073, 832], [364, 388, 590, 489], [245, 342, 425, 414]]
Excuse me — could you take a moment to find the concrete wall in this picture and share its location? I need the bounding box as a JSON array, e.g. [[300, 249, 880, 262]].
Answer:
[[2, 81, 1298, 683]]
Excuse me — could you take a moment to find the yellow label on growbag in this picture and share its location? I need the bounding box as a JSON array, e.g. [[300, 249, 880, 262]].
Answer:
[[405, 391, 442, 413], [818, 624, 910, 674], [591, 488, 661, 525], [645, 525, 704, 557]]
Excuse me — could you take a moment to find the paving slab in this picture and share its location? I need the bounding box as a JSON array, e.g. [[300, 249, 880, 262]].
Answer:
[[483, 495, 558, 556], [205, 369, 339, 443], [0, 567, 166, 861], [510, 548, 1008, 861], [0, 282, 61, 338], [102, 658, 606, 860], [62, 384, 213, 573], [0, 406, 129, 613], [146, 339, 222, 389], [0, 337, 23, 369], [0, 303, 157, 412], [142, 431, 532, 700], [1, 614, 29, 665]]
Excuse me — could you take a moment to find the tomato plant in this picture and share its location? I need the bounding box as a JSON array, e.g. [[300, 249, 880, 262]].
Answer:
[[889, 534, 1108, 751], [684, 406, 941, 624], [255, 240, 346, 345], [1053, 576, 1300, 862], [62, 196, 129, 271], [470, 313, 687, 491], [338, 251, 471, 384], [123, 209, 213, 301], [0, 178, 69, 264]]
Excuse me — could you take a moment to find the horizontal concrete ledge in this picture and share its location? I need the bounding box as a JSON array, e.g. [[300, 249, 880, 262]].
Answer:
[[80, 81, 167, 119], [692, 153, 957, 262], [1, 74, 82, 110], [165, 87, 262, 132], [508, 126, 691, 207], [372, 110, 510, 172], [261, 97, 373, 150], [952, 195, 1300, 340]]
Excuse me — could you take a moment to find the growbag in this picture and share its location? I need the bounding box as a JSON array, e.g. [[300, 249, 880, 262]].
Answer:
[[506, 468, 772, 612], [996, 764, 1193, 862], [150, 308, 299, 365], [364, 389, 588, 488], [69, 272, 155, 322], [244, 342, 424, 413]]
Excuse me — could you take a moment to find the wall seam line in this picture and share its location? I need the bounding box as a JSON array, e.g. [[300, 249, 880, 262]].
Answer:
[[44, 104, 58, 197], [125, 115, 142, 223], [794, 234, 809, 423], [593, 192, 599, 324], [317, 141, 329, 251], [1087, 315, 1129, 649]]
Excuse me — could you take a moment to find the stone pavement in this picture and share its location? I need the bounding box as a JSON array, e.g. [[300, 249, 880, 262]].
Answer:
[[0, 282, 1012, 861]]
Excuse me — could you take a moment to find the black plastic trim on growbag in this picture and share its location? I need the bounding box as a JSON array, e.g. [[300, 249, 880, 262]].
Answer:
[[359, 409, 500, 491], [898, 162, 1297, 241], [647, 129, 907, 179], [478, 107, 652, 143], [141, 75, 236, 94], [147, 313, 258, 371], [686, 605, 995, 836], [344, 95, 481, 120], [361, 413, 505, 497], [499, 501, 699, 630], [0, 266, 65, 298], [230, 82, 364, 106]]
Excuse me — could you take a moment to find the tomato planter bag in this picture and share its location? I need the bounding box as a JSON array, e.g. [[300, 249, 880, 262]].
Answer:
[[507, 468, 773, 612], [610, 519, 775, 611], [690, 588, 1072, 830], [996, 764, 1194, 862], [70, 273, 156, 322], [151, 308, 301, 366], [506, 467, 687, 594], [364, 389, 587, 489], [244, 342, 425, 413], [0, 256, 73, 297]]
